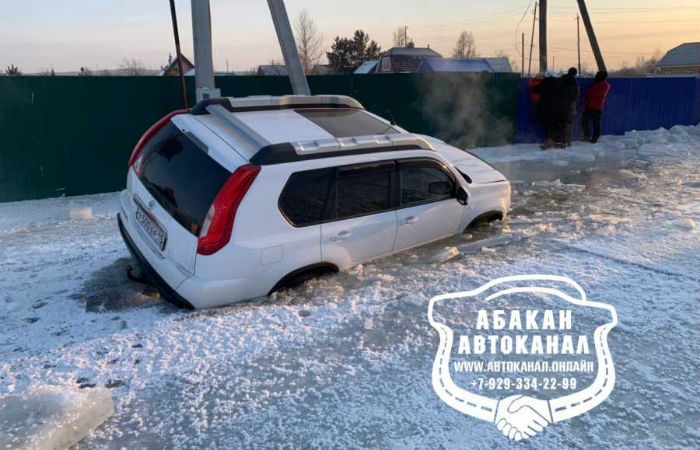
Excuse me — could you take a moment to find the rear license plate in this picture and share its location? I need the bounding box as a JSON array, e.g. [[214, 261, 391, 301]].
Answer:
[[135, 204, 167, 250]]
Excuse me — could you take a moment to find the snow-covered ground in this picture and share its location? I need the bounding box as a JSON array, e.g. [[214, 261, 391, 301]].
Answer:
[[1, 126, 698, 449]]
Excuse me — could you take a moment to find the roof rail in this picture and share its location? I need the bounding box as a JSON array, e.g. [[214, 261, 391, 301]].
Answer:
[[190, 97, 232, 115], [250, 134, 434, 165], [191, 95, 363, 116]]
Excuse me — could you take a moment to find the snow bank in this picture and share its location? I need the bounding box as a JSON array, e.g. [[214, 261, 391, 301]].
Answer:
[[472, 125, 699, 165], [0, 386, 113, 450]]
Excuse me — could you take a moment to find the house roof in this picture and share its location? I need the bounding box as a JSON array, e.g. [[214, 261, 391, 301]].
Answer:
[[159, 54, 194, 76], [657, 42, 700, 68], [484, 57, 513, 73], [354, 60, 378, 74], [417, 57, 513, 73], [382, 47, 442, 58]]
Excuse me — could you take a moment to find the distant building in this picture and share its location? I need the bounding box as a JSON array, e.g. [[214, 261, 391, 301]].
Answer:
[[375, 47, 442, 74], [354, 60, 378, 74], [655, 42, 700, 75], [257, 65, 288, 76], [417, 57, 513, 73], [159, 54, 195, 76]]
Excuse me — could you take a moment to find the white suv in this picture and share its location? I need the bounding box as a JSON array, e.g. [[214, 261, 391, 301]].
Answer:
[[118, 95, 510, 308]]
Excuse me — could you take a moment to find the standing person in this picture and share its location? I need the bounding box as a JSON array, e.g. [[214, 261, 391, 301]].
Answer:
[[539, 71, 560, 150], [545, 71, 573, 149], [528, 73, 546, 140], [582, 71, 610, 144], [527, 73, 544, 116], [560, 67, 580, 147]]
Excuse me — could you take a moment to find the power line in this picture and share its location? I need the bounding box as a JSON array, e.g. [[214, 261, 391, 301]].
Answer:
[[547, 16, 699, 24], [514, 0, 534, 58], [549, 4, 698, 12], [417, 6, 528, 31]]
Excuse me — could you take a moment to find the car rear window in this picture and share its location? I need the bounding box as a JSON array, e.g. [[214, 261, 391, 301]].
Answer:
[[296, 108, 398, 138], [137, 122, 231, 235], [278, 168, 333, 227]]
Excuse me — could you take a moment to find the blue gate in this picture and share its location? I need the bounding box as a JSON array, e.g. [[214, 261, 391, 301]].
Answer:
[[516, 76, 700, 143]]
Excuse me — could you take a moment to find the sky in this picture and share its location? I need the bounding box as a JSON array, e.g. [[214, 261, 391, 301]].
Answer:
[[1, 0, 698, 74]]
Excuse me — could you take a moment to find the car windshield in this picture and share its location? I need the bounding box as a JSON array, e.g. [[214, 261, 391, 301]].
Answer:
[[295, 108, 398, 138]]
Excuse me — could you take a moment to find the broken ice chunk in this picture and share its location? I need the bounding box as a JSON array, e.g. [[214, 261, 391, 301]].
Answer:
[[68, 204, 93, 220], [0, 386, 113, 450], [428, 247, 459, 264]]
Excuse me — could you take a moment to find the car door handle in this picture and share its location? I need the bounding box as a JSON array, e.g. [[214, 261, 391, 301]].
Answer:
[[330, 230, 351, 242], [404, 216, 419, 225]]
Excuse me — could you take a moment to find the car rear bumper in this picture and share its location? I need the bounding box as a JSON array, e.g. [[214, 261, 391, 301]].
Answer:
[[118, 213, 194, 309]]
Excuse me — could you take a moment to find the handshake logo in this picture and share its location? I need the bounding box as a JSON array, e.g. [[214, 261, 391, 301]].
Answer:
[[494, 395, 552, 441], [428, 275, 617, 441]]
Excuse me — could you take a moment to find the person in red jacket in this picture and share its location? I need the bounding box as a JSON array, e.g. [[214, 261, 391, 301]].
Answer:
[[582, 71, 610, 143]]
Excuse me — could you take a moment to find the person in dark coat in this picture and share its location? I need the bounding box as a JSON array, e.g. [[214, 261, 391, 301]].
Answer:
[[560, 67, 580, 147], [528, 73, 547, 140], [582, 71, 610, 143], [538, 71, 560, 150]]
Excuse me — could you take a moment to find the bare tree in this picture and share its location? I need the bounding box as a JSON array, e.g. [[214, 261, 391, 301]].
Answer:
[[393, 26, 412, 47], [5, 64, 21, 75], [294, 9, 323, 74], [452, 31, 477, 58], [612, 50, 662, 77], [120, 58, 149, 76], [38, 67, 56, 76]]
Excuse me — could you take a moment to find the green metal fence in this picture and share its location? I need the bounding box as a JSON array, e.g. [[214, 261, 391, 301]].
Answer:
[[0, 73, 518, 202]]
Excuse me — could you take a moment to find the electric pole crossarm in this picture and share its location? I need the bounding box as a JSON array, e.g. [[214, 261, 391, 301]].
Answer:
[[576, 0, 607, 72], [267, 0, 311, 96]]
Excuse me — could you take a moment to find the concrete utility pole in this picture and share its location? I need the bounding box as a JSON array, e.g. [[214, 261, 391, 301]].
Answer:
[[267, 0, 311, 96], [577, 14, 582, 74], [539, 0, 547, 72], [191, 0, 219, 101], [576, 0, 607, 72], [528, 1, 537, 76], [521, 33, 525, 77], [169, 0, 188, 108]]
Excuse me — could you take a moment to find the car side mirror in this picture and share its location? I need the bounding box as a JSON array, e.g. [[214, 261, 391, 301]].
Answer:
[[429, 181, 452, 195], [456, 186, 469, 205]]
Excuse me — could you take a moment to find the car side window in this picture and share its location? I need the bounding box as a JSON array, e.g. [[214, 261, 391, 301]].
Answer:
[[279, 168, 333, 227], [399, 159, 455, 207], [335, 162, 394, 220]]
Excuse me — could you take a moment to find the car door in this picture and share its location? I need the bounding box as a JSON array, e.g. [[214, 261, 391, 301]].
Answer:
[[394, 158, 464, 252], [321, 161, 397, 270]]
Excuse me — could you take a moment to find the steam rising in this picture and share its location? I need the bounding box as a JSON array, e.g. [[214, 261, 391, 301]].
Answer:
[[417, 73, 515, 149]]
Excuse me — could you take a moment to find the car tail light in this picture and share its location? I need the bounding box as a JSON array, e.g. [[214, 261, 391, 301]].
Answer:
[[197, 164, 261, 256], [128, 109, 189, 171]]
